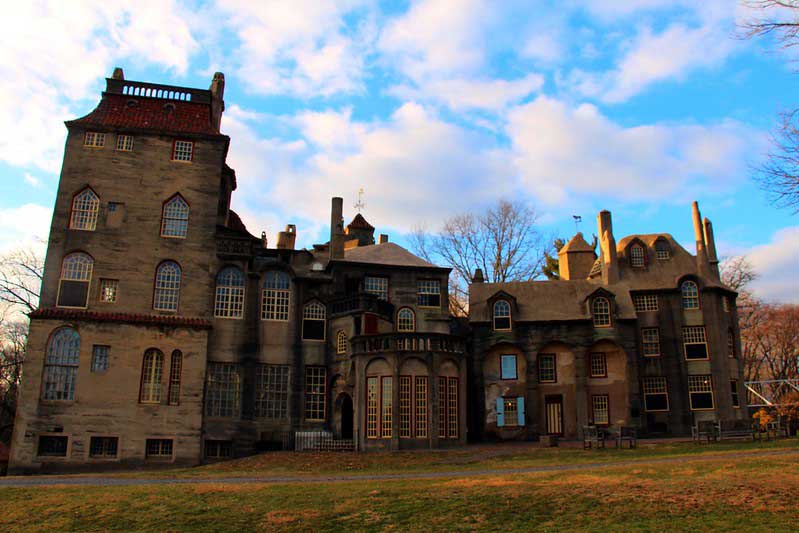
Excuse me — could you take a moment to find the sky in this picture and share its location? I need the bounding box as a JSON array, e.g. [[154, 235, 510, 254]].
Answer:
[[1, 0, 799, 302]]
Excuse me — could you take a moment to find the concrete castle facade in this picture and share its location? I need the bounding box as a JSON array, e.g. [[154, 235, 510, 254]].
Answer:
[[8, 71, 744, 472]]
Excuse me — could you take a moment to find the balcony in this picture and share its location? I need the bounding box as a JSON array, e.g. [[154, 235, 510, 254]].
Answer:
[[329, 293, 394, 320], [351, 332, 465, 355]]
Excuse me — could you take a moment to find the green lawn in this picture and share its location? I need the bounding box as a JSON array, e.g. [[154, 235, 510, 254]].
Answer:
[[1, 440, 798, 531]]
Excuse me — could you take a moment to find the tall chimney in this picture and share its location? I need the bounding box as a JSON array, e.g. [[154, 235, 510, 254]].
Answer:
[[692, 201, 710, 277], [330, 197, 345, 260], [378, 234, 389, 244], [111, 67, 124, 80], [276, 224, 297, 250], [209, 72, 225, 132], [703, 217, 720, 279], [597, 210, 618, 284]]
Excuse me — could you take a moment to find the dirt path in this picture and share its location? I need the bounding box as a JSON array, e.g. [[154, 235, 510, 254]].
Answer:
[[1, 447, 797, 488]]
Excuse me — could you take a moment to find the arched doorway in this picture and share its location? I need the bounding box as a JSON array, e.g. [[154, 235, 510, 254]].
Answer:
[[340, 394, 354, 439]]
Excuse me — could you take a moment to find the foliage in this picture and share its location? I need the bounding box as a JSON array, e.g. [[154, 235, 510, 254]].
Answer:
[[542, 238, 565, 280]]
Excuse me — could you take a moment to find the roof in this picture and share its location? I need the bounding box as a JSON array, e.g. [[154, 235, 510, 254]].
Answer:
[[67, 93, 219, 135], [341, 242, 443, 269], [347, 213, 375, 231], [559, 232, 594, 254], [29, 308, 212, 329]]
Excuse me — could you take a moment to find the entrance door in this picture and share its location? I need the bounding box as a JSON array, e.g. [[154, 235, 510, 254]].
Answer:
[[340, 394, 354, 439], [545, 395, 564, 435]]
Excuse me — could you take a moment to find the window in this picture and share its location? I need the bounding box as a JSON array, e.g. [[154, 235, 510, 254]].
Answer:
[[727, 329, 736, 358], [336, 330, 348, 355], [205, 440, 232, 459], [91, 345, 109, 372], [681, 281, 700, 309], [538, 354, 556, 383], [397, 308, 415, 332], [145, 439, 173, 459], [589, 352, 607, 378], [69, 188, 99, 231], [400, 375, 431, 440], [722, 296, 730, 313], [438, 377, 459, 439], [592, 395, 610, 425], [683, 326, 709, 360], [302, 301, 326, 341], [89, 437, 118, 458], [214, 267, 245, 319], [57, 252, 93, 308], [304, 366, 326, 421], [168, 350, 182, 406], [643, 377, 669, 411], [84, 131, 105, 147], [415, 376, 428, 438], [38, 436, 68, 457], [688, 375, 714, 410], [399, 376, 411, 439], [642, 328, 660, 357], [116, 135, 134, 151], [153, 261, 181, 311], [42, 327, 80, 401], [500, 354, 518, 380], [364, 276, 388, 301], [493, 300, 511, 331], [632, 294, 658, 312], [504, 398, 519, 426], [161, 195, 189, 238], [592, 297, 611, 327], [172, 140, 193, 161], [730, 379, 740, 408], [367, 376, 378, 439], [99, 279, 118, 303], [255, 364, 290, 419], [655, 239, 671, 260], [417, 279, 441, 307], [381, 376, 393, 438], [630, 244, 645, 267], [205, 363, 241, 417], [261, 271, 290, 321], [139, 349, 164, 404]]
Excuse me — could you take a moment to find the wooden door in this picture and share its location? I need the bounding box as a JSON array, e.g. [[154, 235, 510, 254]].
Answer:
[[545, 395, 564, 435]]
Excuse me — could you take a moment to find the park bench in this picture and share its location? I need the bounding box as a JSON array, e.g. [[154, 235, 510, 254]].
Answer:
[[717, 419, 754, 441], [692, 420, 718, 443], [616, 426, 637, 448], [583, 425, 605, 449]]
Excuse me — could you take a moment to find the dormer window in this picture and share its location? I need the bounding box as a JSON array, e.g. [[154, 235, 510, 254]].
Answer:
[[592, 297, 611, 327], [630, 244, 645, 268], [655, 239, 671, 260], [493, 300, 511, 331]]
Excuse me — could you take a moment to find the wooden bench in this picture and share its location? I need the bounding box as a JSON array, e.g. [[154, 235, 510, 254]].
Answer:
[[583, 425, 605, 449], [616, 426, 637, 449], [692, 420, 718, 443], [718, 419, 754, 441]]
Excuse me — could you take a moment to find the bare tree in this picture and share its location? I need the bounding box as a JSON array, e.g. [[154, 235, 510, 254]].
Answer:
[[720, 255, 759, 293], [411, 200, 547, 315], [0, 321, 27, 443], [721, 255, 763, 381], [0, 247, 45, 314]]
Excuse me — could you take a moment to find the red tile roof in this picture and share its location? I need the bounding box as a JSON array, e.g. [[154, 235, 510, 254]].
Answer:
[[29, 308, 212, 329], [67, 93, 220, 135]]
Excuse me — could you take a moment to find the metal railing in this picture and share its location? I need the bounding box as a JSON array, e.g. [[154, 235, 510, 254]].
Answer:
[[329, 293, 395, 319], [283, 430, 358, 452], [350, 332, 465, 355]]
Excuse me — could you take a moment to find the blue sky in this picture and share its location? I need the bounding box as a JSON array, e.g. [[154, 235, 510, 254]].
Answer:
[[2, 0, 799, 301]]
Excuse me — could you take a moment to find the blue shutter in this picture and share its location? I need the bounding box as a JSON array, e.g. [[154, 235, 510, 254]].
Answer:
[[517, 396, 525, 427], [496, 397, 505, 427]]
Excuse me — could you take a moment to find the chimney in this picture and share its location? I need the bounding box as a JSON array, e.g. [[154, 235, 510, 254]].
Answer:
[[209, 72, 225, 132], [276, 224, 297, 250], [703, 217, 720, 279], [330, 197, 345, 260], [597, 210, 618, 284], [472, 268, 485, 283], [378, 234, 389, 244], [112, 67, 124, 80], [692, 201, 710, 277]]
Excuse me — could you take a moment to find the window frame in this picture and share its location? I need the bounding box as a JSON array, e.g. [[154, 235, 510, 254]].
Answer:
[[591, 394, 610, 426], [727, 329, 736, 359], [364, 275, 389, 301], [171, 139, 194, 162], [168, 350, 182, 406], [629, 244, 646, 268], [301, 301, 327, 341], [69, 187, 100, 231], [493, 300, 512, 331], [139, 348, 164, 404], [730, 379, 740, 408], [397, 307, 416, 332], [336, 330, 348, 355], [632, 294, 658, 313], [205, 362, 242, 418], [83, 131, 105, 148], [304, 366, 327, 421], [37, 434, 70, 458], [91, 344, 110, 373], [160, 194, 190, 239], [589, 352, 608, 378], [261, 271, 290, 321], [89, 436, 119, 460], [417, 279, 442, 308], [538, 353, 557, 383], [591, 296, 612, 327], [115, 134, 134, 152], [56, 252, 94, 309], [641, 327, 661, 357], [683, 326, 709, 361], [99, 278, 119, 303], [688, 375, 715, 411], [254, 364, 290, 420], [41, 327, 81, 402], [214, 266, 246, 319], [681, 280, 700, 310], [643, 376, 670, 412], [145, 438, 174, 461], [654, 238, 671, 260], [152, 260, 182, 312]]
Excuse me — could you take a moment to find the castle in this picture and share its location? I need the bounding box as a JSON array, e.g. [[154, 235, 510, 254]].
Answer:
[[8, 70, 744, 472]]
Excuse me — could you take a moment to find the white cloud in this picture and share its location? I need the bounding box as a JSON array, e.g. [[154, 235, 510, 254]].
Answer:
[[388, 74, 544, 111], [748, 227, 799, 303], [0, 204, 52, 254]]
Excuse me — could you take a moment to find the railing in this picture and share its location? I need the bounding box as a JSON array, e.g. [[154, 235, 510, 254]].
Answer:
[[216, 238, 253, 257], [283, 430, 357, 452], [105, 78, 212, 104], [350, 332, 465, 355], [746, 379, 799, 407], [329, 293, 395, 320]]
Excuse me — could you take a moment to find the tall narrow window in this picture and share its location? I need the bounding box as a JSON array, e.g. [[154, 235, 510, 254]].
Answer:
[[304, 366, 326, 421], [70, 188, 99, 231], [683, 326, 709, 360], [364, 276, 388, 301], [254, 364, 289, 419], [592, 297, 611, 327], [168, 350, 182, 406], [153, 261, 181, 312], [438, 377, 448, 439], [302, 301, 326, 341], [589, 352, 607, 378], [205, 363, 241, 417], [655, 239, 671, 260], [538, 354, 557, 383], [730, 379, 740, 408], [366, 377, 378, 439], [336, 331, 348, 355], [214, 267, 245, 319], [415, 376, 428, 438], [643, 377, 669, 411], [417, 279, 441, 307], [91, 345, 109, 373], [438, 377, 459, 439], [381, 376, 393, 438], [42, 328, 80, 401], [727, 329, 736, 358], [688, 375, 714, 410], [642, 328, 661, 357], [397, 308, 415, 332], [493, 300, 511, 331], [592, 395, 609, 425], [57, 252, 93, 308], [681, 281, 700, 309], [630, 244, 645, 267], [261, 271, 290, 321], [161, 195, 189, 238], [399, 376, 412, 439], [139, 349, 164, 404], [172, 140, 193, 161]]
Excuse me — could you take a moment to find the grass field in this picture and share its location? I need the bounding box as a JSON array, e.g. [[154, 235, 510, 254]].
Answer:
[[1, 439, 798, 531]]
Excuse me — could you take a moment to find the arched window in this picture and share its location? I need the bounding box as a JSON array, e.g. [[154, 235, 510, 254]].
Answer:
[[153, 261, 181, 311], [168, 350, 182, 405], [630, 244, 645, 267], [42, 327, 80, 401], [681, 280, 700, 309], [57, 252, 93, 308], [592, 297, 611, 327], [655, 239, 671, 260], [261, 271, 290, 321], [493, 300, 511, 331], [397, 308, 416, 332], [161, 194, 189, 238], [139, 349, 164, 404], [302, 301, 326, 341], [69, 188, 99, 231], [214, 267, 245, 319], [336, 330, 348, 355]]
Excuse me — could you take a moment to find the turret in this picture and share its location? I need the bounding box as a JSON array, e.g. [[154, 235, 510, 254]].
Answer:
[[558, 232, 595, 280], [276, 224, 297, 250]]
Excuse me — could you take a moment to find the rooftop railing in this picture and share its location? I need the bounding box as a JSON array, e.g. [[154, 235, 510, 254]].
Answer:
[[105, 78, 212, 104], [350, 332, 465, 355]]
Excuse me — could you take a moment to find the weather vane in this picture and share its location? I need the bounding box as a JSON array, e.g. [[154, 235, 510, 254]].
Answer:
[[572, 215, 582, 233], [354, 188, 366, 213]]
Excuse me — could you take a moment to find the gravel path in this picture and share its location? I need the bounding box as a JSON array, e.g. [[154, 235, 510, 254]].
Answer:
[[1, 447, 796, 488]]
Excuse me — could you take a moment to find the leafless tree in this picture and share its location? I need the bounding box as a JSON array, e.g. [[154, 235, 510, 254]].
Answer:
[[0, 247, 45, 314], [411, 200, 547, 316], [720, 255, 759, 293], [721, 255, 763, 381], [0, 321, 27, 442]]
